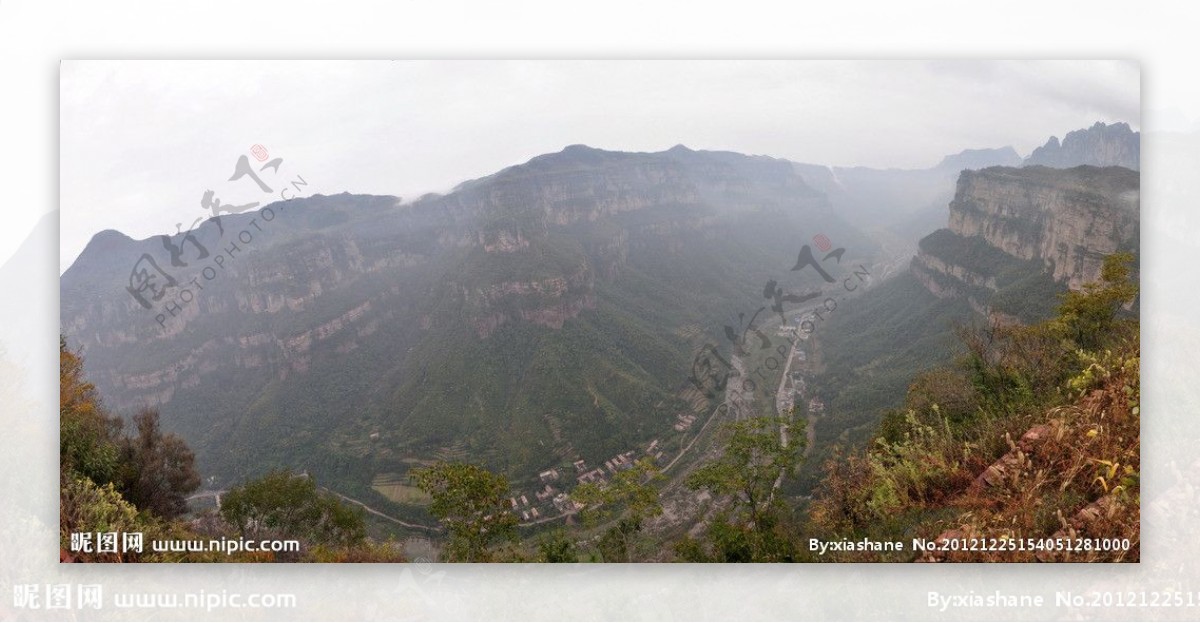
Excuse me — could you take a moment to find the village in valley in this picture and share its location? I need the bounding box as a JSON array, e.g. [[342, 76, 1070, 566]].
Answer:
[[503, 305, 828, 527]]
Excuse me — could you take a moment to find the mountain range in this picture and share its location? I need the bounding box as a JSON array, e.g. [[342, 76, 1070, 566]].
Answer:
[[60, 121, 1140, 518]]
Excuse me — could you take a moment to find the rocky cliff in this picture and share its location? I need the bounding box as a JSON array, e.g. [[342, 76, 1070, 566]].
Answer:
[[797, 127, 1141, 494], [908, 165, 1138, 324], [945, 165, 1139, 289], [904, 122, 1141, 320]]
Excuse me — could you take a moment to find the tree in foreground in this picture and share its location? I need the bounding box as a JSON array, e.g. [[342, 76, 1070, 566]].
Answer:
[[117, 408, 201, 519], [572, 458, 662, 562], [221, 469, 366, 552], [1054, 251, 1138, 351], [677, 414, 805, 562], [59, 337, 122, 485], [536, 529, 578, 563], [411, 462, 518, 562]]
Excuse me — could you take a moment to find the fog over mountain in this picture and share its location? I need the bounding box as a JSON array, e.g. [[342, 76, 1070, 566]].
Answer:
[[63, 145, 866, 500], [61, 120, 1139, 531], [59, 60, 1140, 272]]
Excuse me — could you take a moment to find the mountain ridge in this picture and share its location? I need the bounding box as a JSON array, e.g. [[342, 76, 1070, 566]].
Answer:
[[60, 125, 1140, 525], [60, 145, 869, 512]]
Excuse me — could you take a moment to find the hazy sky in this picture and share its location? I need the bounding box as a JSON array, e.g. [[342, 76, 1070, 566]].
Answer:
[[60, 60, 1139, 271]]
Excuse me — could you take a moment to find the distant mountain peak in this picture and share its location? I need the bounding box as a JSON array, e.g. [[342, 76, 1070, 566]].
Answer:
[[936, 146, 1022, 171], [82, 229, 136, 255], [1025, 121, 1139, 170], [520, 143, 609, 167], [93, 228, 133, 241]]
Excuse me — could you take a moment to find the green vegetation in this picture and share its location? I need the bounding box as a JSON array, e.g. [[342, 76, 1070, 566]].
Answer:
[[918, 229, 1021, 280], [61, 226, 1140, 563], [63, 172, 875, 513], [60, 337, 203, 561], [572, 458, 663, 562], [58, 474, 235, 563], [808, 253, 1140, 561], [674, 414, 806, 562], [59, 337, 401, 562], [60, 336, 123, 488], [802, 230, 1079, 492], [60, 247, 1133, 564], [800, 272, 973, 491], [221, 469, 367, 548], [1055, 252, 1138, 351], [411, 461, 519, 562], [918, 228, 1068, 322], [536, 530, 579, 563], [117, 409, 201, 519], [58, 150, 1139, 563]]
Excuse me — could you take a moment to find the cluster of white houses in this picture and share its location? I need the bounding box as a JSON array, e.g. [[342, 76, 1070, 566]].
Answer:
[[509, 438, 668, 523]]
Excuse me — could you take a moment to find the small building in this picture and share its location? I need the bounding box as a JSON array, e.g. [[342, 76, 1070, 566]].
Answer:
[[577, 467, 607, 484]]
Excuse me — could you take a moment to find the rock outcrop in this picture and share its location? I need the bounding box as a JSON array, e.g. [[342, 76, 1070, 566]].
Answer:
[[907, 163, 1138, 322], [946, 166, 1139, 289]]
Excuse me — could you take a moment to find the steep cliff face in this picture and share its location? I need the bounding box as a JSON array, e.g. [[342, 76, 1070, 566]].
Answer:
[[808, 161, 1140, 501], [905, 164, 1138, 325], [903, 123, 1142, 318], [946, 166, 1139, 289], [909, 246, 995, 317], [800, 129, 1141, 495], [435, 145, 702, 229], [466, 263, 597, 338], [1024, 121, 1140, 170]]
